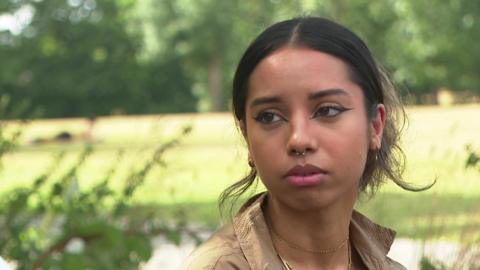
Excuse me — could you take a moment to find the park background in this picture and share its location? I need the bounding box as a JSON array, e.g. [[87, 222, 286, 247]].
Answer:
[[0, 0, 479, 269]]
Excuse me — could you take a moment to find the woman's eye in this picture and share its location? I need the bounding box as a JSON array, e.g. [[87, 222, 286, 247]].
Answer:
[[314, 106, 349, 118], [254, 112, 282, 124]]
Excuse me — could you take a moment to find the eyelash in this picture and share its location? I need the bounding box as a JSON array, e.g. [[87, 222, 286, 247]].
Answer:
[[312, 105, 350, 118], [253, 111, 284, 124], [253, 105, 350, 124]]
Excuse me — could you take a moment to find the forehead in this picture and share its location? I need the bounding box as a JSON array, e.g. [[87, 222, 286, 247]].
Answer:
[[247, 47, 360, 100], [257, 47, 346, 72]]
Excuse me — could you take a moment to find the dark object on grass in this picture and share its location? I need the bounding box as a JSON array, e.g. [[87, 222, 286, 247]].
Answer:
[[465, 145, 480, 169], [55, 131, 73, 142]]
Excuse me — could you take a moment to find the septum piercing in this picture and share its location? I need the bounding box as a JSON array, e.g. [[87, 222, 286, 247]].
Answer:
[[293, 150, 307, 156]]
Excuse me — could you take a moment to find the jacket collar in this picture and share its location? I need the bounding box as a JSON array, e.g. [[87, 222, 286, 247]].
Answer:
[[232, 192, 397, 269], [233, 193, 284, 269], [350, 210, 397, 268]]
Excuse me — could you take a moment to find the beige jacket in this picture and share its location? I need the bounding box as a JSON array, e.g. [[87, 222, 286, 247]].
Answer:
[[182, 193, 406, 269]]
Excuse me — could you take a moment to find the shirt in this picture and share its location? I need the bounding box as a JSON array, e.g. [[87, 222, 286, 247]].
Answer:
[[182, 193, 406, 269]]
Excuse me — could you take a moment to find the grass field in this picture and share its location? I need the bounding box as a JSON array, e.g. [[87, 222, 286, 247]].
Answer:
[[1, 105, 480, 242]]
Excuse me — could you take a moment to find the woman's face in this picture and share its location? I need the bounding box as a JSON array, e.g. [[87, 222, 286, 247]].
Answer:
[[243, 47, 385, 211]]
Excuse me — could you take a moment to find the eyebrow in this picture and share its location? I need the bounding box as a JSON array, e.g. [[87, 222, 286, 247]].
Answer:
[[308, 88, 351, 100], [250, 96, 282, 108], [250, 88, 350, 108]]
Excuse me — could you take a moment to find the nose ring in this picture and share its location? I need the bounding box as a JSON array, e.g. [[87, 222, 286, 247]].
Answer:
[[293, 150, 307, 156]]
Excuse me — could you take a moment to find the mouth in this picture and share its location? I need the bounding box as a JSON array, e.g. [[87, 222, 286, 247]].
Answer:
[[284, 164, 328, 187]]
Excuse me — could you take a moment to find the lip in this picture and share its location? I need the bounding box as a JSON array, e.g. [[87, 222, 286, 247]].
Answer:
[[284, 164, 328, 187]]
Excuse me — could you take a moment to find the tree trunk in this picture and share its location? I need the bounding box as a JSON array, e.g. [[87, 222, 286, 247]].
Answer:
[[208, 53, 223, 111], [333, 0, 345, 20]]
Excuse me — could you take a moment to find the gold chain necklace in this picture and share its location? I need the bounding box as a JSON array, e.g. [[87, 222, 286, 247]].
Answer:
[[277, 239, 352, 270], [264, 210, 352, 269], [270, 227, 349, 254]]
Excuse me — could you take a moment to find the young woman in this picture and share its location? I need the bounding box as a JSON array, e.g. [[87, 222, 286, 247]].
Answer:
[[183, 16, 427, 270]]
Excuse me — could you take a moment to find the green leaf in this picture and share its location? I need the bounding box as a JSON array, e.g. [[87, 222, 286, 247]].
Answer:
[[51, 183, 64, 197], [165, 227, 182, 245], [61, 253, 88, 270], [126, 235, 152, 261]]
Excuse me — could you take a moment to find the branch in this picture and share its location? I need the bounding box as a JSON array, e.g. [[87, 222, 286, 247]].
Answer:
[[32, 236, 72, 269], [32, 233, 101, 269], [32, 223, 206, 269]]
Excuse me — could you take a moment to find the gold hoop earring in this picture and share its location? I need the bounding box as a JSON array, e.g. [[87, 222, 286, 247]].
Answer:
[[248, 157, 255, 168], [376, 140, 382, 151], [370, 138, 381, 151]]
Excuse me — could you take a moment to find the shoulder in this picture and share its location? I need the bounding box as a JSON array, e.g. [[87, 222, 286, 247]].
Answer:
[[181, 252, 249, 270], [182, 193, 270, 270], [387, 256, 407, 270], [180, 223, 249, 270]]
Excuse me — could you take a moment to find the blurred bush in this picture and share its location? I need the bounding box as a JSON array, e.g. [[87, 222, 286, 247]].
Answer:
[[0, 120, 193, 269]]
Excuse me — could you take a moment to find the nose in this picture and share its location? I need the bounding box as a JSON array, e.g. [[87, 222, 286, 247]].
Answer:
[[286, 114, 317, 157]]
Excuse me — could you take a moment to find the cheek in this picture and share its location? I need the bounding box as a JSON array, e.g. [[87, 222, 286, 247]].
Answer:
[[328, 125, 370, 175], [245, 125, 285, 179], [248, 131, 277, 165]]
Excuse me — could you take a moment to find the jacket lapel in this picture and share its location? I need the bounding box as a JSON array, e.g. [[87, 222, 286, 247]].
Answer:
[[233, 193, 286, 269], [350, 210, 397, 269]]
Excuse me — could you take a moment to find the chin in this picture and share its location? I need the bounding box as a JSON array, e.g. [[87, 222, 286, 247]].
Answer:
[[283, 193, 339, 212]]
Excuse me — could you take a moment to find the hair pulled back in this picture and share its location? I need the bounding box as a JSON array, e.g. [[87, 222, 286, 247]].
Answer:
[[220, 17, 431, 215]]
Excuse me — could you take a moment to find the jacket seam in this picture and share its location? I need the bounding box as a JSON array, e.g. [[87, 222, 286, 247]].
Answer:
[[210, 251, 246, 270]]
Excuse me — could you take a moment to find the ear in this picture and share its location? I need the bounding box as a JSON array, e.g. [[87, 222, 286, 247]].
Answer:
[[369, 104, 386, 150]]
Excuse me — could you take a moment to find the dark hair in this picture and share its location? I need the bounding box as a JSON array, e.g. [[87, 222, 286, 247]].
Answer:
[[220, 16, 432, 214]]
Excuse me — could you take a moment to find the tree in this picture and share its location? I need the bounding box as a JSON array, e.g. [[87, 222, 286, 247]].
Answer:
[[327, 0, 480, 99], [147, 0, 305, 111], [0, 0, 197, 118]]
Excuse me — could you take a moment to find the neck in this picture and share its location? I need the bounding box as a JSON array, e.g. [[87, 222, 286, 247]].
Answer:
[[265, 194, 355, 269]]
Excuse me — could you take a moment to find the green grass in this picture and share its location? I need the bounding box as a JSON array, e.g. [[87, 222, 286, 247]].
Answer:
[[1, 105, 480, 242]]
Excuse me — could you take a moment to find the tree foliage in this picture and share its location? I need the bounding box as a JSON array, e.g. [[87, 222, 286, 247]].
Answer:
[[145, 0, 480, 110], [0, 0, 196, 118], [0, 0, 479, 117]]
